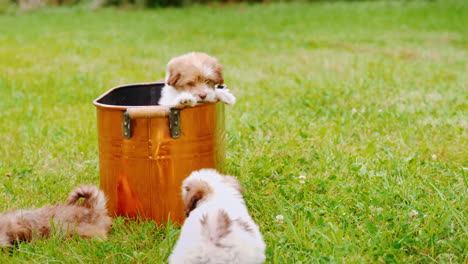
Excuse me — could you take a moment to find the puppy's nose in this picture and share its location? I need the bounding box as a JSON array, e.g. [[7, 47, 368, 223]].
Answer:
[[199, 93, 207, 99]]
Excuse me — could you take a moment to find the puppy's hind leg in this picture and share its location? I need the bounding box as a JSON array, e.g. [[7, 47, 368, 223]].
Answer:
[[74, 224, 108, 240]]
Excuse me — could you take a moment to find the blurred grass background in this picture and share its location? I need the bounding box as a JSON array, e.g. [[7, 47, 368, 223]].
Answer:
[[0, 0, 467, 263], [2, 0, 309, 13]]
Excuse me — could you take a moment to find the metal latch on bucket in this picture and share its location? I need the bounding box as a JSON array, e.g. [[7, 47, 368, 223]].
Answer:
[[168, 109, 181, 138], [122, 107, 181, 139], [122, 111, 132, 138]]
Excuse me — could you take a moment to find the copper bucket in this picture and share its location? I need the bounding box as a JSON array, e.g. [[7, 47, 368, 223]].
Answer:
[[93, 82, 225, 225]]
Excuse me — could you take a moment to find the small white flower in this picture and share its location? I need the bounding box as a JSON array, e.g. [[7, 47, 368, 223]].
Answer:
[[378, 109, 383, 113], [299, 180, 305, 184], [409, 210, 419, 218], [431, 154, 437, 160], [275, 215, 284, 222], [361, 107, 366, 113], [369, 206, 384, 214], [352, 108, 357, 114], [298, 175, 306, 179]]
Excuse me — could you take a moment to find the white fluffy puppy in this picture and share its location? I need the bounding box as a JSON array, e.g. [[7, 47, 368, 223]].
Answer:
[[158, 52, 236, 107], [169, 169, 266, 264]]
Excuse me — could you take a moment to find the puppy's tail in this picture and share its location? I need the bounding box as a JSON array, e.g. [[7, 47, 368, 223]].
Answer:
[[66, 185, 107, 211], [200, 209, 232, 247]]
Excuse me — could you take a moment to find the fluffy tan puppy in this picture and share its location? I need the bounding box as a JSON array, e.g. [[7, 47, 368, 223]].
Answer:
[[159, 52, 236, 107], [0, 185, 112, 247]]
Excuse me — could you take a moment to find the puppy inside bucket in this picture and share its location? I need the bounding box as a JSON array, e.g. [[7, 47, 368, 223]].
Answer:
[[159, 52, 236, 107]]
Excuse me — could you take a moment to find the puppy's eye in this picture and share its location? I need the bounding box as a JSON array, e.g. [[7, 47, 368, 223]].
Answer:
[[187, 82, 195, 87], [205, 80, 215, 87]]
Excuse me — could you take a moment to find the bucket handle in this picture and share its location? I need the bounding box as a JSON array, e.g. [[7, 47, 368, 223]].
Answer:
[[122, 106, 181, 139], [125, 106, 171, 119]]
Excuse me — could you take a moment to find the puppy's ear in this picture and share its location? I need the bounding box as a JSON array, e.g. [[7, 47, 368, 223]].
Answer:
[[167, 71, 181, 86], [183, 180, 212, 217], [221, 175, 243, 195], [213, 63, 224, 85], [184, 189, 203, 217]]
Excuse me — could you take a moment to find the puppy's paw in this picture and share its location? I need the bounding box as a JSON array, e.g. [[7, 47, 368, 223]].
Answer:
[[215, 89, 236, 105], [176, 93, 197, 107]]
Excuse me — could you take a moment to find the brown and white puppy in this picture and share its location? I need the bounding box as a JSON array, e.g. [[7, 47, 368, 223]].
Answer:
[[0, 185, 112, 247], [158, 52, 236, 107], [169, 169, 265, 264]]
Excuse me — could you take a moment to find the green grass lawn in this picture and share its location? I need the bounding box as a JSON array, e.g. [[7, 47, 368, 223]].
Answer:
[[0, 0, 467, 263]]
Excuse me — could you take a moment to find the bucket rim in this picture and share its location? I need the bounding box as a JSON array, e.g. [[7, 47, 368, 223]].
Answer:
[[93, 82, 218, 110]]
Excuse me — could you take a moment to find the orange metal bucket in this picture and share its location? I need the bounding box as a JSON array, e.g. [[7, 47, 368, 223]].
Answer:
[[93, 82, 225, 225]]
